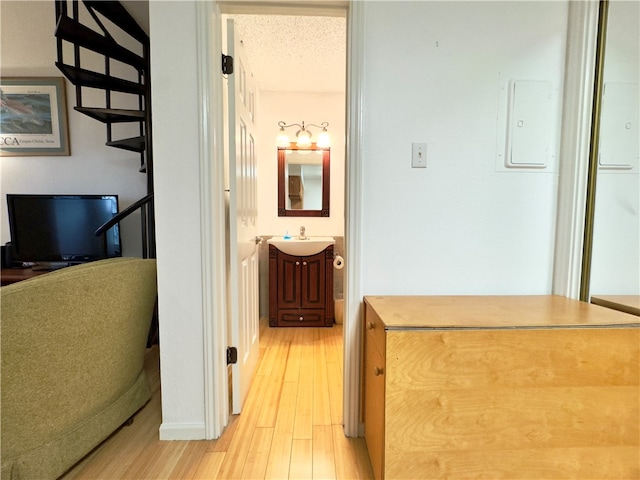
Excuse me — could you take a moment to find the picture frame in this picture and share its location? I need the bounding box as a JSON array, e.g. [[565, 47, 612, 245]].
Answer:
[[0, 77, 70, 156]]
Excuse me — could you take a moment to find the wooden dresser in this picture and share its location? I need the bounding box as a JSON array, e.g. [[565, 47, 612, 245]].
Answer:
[[362, 295, 640, 480]]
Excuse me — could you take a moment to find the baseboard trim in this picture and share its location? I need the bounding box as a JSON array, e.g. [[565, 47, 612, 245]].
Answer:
[[159, 422, 206, 440]]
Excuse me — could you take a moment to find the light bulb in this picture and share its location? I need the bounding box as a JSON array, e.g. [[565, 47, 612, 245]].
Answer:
[[316, 129, 331, 148], [296, 129, 311, 148], [276, 129, 290, 148]]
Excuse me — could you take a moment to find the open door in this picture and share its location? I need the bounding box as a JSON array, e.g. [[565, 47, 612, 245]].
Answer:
[[226, 18, 260, 414]]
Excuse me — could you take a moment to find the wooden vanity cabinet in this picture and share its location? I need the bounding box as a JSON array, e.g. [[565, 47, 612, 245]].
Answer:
[[269, 244, 334, 327]]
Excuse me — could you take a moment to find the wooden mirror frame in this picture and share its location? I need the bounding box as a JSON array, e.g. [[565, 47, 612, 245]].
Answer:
[[277, 143, 330, 217]]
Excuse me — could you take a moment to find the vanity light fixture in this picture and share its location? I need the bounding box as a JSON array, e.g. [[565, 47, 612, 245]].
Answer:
[[276, 121, 331, 148]]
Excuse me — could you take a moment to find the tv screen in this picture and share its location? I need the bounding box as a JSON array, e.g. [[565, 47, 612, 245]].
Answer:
[[7, 194, 121, 266]]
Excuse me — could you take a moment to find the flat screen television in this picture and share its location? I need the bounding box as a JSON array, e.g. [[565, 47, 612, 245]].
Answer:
[[6, 194, 121, 268]]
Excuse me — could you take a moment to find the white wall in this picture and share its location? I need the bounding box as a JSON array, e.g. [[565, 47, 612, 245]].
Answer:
[[358, 1, 568, 295], [0, 1, 147, 258], [256, 91, 345, 237], [149, 1, 209, 439]]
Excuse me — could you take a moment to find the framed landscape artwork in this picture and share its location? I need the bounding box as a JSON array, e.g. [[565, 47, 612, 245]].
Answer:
[[0, 77, 70, 156]]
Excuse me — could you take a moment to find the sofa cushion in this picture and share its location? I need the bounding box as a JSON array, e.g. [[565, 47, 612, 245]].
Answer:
[[1, 257, 157, 480]]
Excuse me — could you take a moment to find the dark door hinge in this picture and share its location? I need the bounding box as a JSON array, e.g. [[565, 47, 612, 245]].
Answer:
[[222, 54, 234, 75], [227, 346, 238, 365]]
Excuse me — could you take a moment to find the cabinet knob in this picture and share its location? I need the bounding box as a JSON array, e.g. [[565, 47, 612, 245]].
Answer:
[[299, 316, 304, 321], [303, 261, 307, 266], [374, 366, 384, 376], [367, 322, 374, 331], [296, 261, 300, 266]]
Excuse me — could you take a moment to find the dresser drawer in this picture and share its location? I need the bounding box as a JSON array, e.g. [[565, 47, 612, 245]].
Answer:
[[364, 326, 386, 480], [365, 303, 386, 358]]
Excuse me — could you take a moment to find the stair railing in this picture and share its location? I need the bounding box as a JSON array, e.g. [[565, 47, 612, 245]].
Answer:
[[54, 0, 155, 258], [95, 193, 154, 259]]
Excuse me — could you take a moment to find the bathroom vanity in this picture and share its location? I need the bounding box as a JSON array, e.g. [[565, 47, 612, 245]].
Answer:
[[268, 239, 334, 327], [362, 295, 640, 480]]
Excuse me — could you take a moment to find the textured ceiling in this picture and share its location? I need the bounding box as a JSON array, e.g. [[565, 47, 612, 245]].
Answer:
[[120, 3, 346, 93], [227, 14, 347, 93]]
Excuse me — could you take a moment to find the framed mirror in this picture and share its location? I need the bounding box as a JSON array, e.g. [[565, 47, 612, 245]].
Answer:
[[278, 143, 330, 217]]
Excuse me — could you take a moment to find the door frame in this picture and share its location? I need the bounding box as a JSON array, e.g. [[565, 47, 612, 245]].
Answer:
[[342, 0, 364, 437], [198, 0, 365, 438], [552, 0, 600, 299], [196, 1, 229, 439]]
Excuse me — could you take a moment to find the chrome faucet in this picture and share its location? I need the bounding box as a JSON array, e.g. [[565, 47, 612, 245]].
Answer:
[[299, 226, 307, 240]]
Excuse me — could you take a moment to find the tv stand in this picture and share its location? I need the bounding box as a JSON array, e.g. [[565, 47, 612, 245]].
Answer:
[[32, 262, 74, 271], [1, 267, 49, 286]]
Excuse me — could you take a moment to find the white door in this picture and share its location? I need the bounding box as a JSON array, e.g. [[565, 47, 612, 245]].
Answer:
[[227, 18, 260, 414]]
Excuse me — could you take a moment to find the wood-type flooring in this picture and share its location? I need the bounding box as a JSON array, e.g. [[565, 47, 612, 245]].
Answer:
[[61, 319, 373, 479]]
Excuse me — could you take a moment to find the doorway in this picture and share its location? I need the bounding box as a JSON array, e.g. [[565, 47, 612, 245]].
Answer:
[[220, 4, 349, 423]]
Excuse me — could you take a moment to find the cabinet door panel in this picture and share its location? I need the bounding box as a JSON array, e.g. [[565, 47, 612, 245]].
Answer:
[[277, 253, 301, 307], [301, 252, 325, 308]]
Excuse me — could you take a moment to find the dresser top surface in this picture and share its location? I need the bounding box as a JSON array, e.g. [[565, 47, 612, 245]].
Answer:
[[364, 295, 640, 329]]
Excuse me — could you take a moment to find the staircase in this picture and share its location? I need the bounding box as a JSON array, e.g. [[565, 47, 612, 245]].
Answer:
[[54, 0, 155, 258]]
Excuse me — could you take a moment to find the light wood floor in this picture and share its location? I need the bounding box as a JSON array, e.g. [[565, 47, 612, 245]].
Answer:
[[61, 319, 374, 480]]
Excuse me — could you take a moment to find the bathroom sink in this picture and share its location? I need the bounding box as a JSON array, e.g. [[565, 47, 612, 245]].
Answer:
[[267, 236, 335, 256]]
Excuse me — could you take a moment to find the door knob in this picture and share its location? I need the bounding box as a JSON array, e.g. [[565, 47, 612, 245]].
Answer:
[[374, 366, 383, 376], [367, 322, 374, 330]]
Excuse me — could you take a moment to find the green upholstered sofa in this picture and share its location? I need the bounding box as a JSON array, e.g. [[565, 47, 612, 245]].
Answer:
[[1, 257, 157, 480]]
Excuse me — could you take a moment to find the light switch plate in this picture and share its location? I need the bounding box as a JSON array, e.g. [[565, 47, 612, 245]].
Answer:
[[412, 143, 427, 168]]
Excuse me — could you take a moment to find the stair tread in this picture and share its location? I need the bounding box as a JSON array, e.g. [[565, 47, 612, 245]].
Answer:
[[56, 62, 145, 95], [107, 136, 146, 153], [75, 107, 145, 123], [55, 16, 145, 70]]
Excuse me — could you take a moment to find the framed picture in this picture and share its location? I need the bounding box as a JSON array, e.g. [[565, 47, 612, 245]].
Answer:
[[0, 77, 70, 156]]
